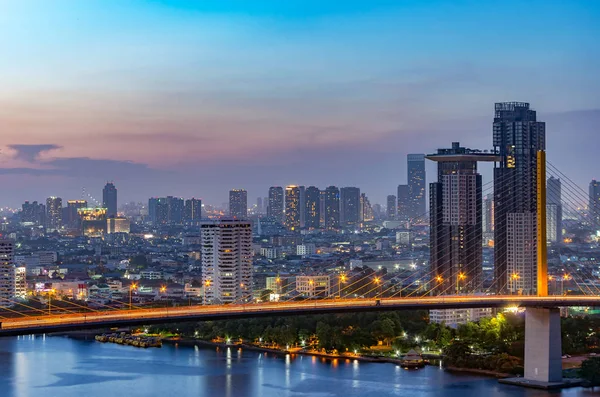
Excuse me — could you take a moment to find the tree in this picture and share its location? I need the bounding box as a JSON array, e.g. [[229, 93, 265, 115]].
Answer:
[[260, 289, 274, 302], [581, 357, 600, 388]]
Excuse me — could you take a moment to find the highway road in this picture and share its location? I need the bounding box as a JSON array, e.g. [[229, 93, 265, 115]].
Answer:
[[1, 295, 599, 336]]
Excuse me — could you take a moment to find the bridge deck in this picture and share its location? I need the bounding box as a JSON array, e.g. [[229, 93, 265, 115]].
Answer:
[[0, 296, 598, 336]]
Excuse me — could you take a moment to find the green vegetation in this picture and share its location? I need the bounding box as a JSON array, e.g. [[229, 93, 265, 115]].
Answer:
[[580, 357, 600, 388], [148, 311, 600, 375]]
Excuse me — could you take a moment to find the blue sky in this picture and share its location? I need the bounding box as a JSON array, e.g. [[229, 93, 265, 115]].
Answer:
[[0, 0, 599, 207]]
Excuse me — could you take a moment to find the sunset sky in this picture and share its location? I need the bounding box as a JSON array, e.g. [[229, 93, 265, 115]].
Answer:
[[1, 0, 599, 207]]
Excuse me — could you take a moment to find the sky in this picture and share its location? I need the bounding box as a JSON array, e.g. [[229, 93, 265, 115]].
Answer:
[[1, 0, 599, 208]]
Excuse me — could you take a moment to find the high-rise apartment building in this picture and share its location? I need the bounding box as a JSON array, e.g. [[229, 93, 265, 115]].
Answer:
[[200, 219, 252, 304], [65, 200, 87, 229], [408, 154, 426, 220], [184, 198, 202, 224], [229, 189, 248, 219], [386, 195, 397, 220], [46, 197, 63, 230], [299, 186, 306, 228], [285, 185, 301, 231], [102, 182, 118, 217], [340, 187, 361, 227], [0, 239, 16, 308], [21, 201, 45, 226], [324, 186, 340, 229], [590, 180, 600, 229], [361, 193, 374, 222], [304, 186, 321, 229], [546, 177, 562, 243], [493, 102, 545, 295], [267, 187, 284, 224], [397, 184, 410, 221], [427, 142, 494, 294], [483, 194, 494, 233], [148, 197, 184, 225]]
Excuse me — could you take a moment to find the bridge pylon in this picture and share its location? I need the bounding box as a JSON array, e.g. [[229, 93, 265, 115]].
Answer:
[[536, 150, 548, 297]]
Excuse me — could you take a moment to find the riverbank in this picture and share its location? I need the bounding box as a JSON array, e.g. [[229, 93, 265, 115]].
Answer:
[[164, 337, 435, 367], [444, 366, 511, 378]]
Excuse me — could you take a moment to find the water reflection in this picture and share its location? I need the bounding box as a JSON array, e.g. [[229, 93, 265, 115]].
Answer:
[[0, 336, 590, 397]]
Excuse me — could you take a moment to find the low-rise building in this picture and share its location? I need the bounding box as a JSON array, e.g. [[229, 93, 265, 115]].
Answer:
[[296, 275, 330, 298]]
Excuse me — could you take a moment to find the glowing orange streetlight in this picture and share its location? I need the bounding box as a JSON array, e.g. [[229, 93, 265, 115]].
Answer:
[[129, 283, 138, 309], [456, 272, 466, 292], [339, 274, 347, 298]]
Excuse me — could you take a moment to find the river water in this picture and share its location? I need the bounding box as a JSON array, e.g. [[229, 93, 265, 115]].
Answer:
[[0, 336, 593, 397]]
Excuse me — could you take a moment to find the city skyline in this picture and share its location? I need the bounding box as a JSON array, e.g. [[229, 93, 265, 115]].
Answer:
[[1, 1, 599, 207]]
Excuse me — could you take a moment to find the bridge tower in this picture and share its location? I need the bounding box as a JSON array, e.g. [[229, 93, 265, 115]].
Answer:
[[523, 150, 563, 385]]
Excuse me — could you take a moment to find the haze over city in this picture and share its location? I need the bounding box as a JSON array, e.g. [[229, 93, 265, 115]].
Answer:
[[1, 0, 599, 206]]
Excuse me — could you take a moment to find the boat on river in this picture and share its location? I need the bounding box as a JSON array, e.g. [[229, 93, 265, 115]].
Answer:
[[399, 350, 425, 368]]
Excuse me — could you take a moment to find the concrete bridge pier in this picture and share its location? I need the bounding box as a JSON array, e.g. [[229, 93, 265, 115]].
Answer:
[[524, 307, 562, 383]]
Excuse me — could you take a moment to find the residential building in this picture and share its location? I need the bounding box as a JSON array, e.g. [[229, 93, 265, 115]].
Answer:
[[408, 154, 426, 220], [229, 189, 248, 219], [397, 184, 410, 221], [46, 196, 63, 230], [493, 102, 545, 295], [324, 186, 340, 229], [296, 275, 331, 298], [0, 239, 15, 307], [304, 186, 321, 229], [387, 195, 397, 219], [268, 187, 284, 224], [200, 219, 252, 304], [547, 176, 562, 243], [285, 185, 301, 231], [340, 187, 361, 227]]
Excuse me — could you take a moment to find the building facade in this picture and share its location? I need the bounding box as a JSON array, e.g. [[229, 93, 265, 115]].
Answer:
[[493, 102, 545, 295], [285, 185, 301, 231], [547, 176, 562, 243], [0, 239, 16, 308], [590, 180, 600, 229], [340, 187, 361, 227], [200, 219, 253, 304], [323, 186, 340, 230], [427, 142, 491, 294], [46, 197, 63, 231], [268, 187, 284, 224], [408, 154, 426, 220], [304, 186, 321, 229], [229, 189, 248, 219], [387, 195, 397, 220], [102, 182, 118, 217], [296, 275, 331, 298], [397, 184, 410, 221]]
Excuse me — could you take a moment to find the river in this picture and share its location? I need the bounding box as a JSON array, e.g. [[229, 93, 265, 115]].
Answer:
[[0, 336, 593, 397]]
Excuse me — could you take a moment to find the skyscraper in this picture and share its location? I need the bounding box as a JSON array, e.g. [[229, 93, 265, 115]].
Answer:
[[493, 102, 545, 295], [229, 189, 248, 219], [285, 185, 301, 231], [267, 187, 284, 224], [427, 142, 494, 294], [386, 195, 397, 220], [340, 187, 361, 227], [46, 197, 63, 230], [256, 197, 263, 214], [299, 185, 306, 228], [397, 184, 410, 221], [102, 182, 118, 217], [148, 197, 184, 225], [304, 186, 321, 229], [408, 154, 426, 220], [324, 186, 340, 229], [546, 177, 562, 243], [184, 198, 202, 224], [0, 239, 16, 308], [167, 196, 184, 224], [590, 180, 600, 229], [200, 219, 252, 304]]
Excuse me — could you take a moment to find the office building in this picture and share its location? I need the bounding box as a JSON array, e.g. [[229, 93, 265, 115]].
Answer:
[[590, 180, 600, 229], [547, 177, 562, 243], [340, 187, 361, 227], [408, 154, 426, 220], [229, 189, 248, 219], [0, 239, 16, 308], [387, 195, 397, 220], [397, 184, 410, 221], [79, 207, 107, 237], [107, 217, 131, 234], [184, 198, 202, 224], [493, 102, 545, 295], [200, 219, 252, 304], [268, 187, 284, 224], [427, 142, 496, 294], [21, 201, 45, 226], [323, 186, 340, 229], [46, 197, 63, 231], [304, 186, 321, 229], [102, 182, 118, 217], [65, 200, 87, 229]]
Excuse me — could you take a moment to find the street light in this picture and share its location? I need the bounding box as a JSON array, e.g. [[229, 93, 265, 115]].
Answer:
[[203, 279, 211, 305], [511, 273, 520, 295], [129, 283, 138, 310], [457, 272, 466, 293], [339, 274, 346, 298], [374, 277, 381, 297]]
